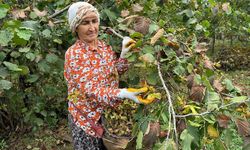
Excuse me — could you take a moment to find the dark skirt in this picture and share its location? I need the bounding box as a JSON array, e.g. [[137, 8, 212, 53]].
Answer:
[[68, 114, 106, 150]]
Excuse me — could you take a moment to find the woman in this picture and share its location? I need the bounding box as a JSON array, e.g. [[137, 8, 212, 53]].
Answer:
[[65, 2, 154, 149]]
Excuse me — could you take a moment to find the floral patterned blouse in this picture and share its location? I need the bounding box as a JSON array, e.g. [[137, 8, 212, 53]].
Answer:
[[64, 39, 128, 137]]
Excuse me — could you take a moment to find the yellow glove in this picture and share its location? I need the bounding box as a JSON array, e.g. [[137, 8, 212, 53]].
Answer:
[[120, 36, 136, 58], [117, 87, 156, 105]]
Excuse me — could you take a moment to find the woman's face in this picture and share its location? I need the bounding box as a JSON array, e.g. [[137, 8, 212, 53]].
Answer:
[[76, 11, 99, 45]]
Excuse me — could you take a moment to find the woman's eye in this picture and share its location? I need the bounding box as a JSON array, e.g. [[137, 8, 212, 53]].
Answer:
[[81, 21, 88, 25]]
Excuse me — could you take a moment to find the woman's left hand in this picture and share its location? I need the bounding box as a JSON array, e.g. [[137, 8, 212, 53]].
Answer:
[[120, 36, 136, 58]]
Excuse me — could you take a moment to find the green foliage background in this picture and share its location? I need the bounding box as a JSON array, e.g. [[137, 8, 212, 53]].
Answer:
[[0, 0, 249, 149]]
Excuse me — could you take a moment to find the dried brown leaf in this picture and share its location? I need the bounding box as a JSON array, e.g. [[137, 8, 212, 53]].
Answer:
[[204, 59, 214, 70], [134, 17, 151, 35], [189, 85, 206, 102], [48, 20, 55, 27], [195, 42, 208, 53], [187, 74, 195, 89], [12, 9, 26, 19], [222, 3, 230, 12], [217, 114, 231, 128], [33, 7, 47, 17], [150, 28, 164, 45], [213, 79, 224, 92], [143, 122, 160, 148], [132, 3, 143, 12], [121, 10, 130, 17], [235, 118, 250, 137]]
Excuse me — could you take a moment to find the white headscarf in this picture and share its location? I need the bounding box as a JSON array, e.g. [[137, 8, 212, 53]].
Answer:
[[67, 2, 100, 33]]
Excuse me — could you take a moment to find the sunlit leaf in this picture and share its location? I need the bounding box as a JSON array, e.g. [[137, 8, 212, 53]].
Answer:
[[230, 96, 247, 103], [132, 3, 143, 12], [46, 53, 58, 63], [136, 131, 143, 149], [3, 61, 22, 71], [15, 28, 33, 41], [0, 30, 14, 46], [0, 80, 12, 90], [207, 124, 219, 138], [180, 129, 194, 150], [223, 79, 234, 92], [205, 91, 220, 111], [139, 53, 155, 63], [19, 47, 30, 53], [0, 4, 10, 19], [26, 74, 39, 83]]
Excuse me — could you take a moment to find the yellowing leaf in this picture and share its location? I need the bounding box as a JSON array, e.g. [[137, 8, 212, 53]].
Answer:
[[150, 28, 164, 45], [121, 9, 130, 17], [207, 125, 219, 138], [139, 53, 155, 63], [132, 3, 143, 12], [33, 7, 47, 17]]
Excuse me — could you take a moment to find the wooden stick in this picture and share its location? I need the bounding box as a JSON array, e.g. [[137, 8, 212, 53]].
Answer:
[[48, 5, 70, 19]]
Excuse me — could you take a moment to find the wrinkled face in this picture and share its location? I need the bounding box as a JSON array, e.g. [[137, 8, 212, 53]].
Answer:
[[76, 11, 99, 44]]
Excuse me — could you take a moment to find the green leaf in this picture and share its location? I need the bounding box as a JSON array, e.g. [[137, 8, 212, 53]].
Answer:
[[230, 96, 248, 103], [26, 52, 35, 61], [0, 30, 14, 46], [0, 52, 6, 62], [205, 91, 220, 111], [19, 65, 30, 75], [195, 24, 203, 30], [0, 80, 12, 90], [187, 18, 197, 25], [35, 117, 44, 126], [149, 23, 159, 34], [139, 53, 155, 63], [46, 53, 58, 63], [158, 140, 177, 150], [142, 45, 154, 54], [0, 4, 10, 19], [26, 74, 39, 83], [173, 64, 185, 76], [3, 61, 22, 71], [53, 38, 62, 44], [136, 131, 143, 149], [146, 72, 158, 85], [180, 129, 194, 150], [19, 47, 30, 53], [38, 61, 51, 73], [214, 139, 226, 150], [10, 51, 21, 58], [3, 20, 21, 29], [21, 21, 40, 31], [15, 28, 33, 41], [103, 9, 117, 21], [223, 79, 234, 92], [42, 29, 52, 38], [187, 63, 193, 74], [0, 67, 9, 78], [130, 32, 143, 39]]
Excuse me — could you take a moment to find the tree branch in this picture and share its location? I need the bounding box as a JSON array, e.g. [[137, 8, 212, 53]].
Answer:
[[48, 5, 70, 19], [156, 54, 178, 145], [176, 97, 250, 118]]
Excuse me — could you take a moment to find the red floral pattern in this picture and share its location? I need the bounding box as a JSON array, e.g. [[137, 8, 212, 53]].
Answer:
[[64, 40, 128, 137]]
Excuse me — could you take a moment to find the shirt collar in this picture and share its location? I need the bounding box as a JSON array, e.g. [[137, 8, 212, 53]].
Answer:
[[76, 39, 103, 51]]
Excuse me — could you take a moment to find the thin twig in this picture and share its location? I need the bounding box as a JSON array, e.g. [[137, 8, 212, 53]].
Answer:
[[48, 5, 70, 19], [118, 15, 139, 23], [176, 97, 250, 118], [157, 56, 178, 145]]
